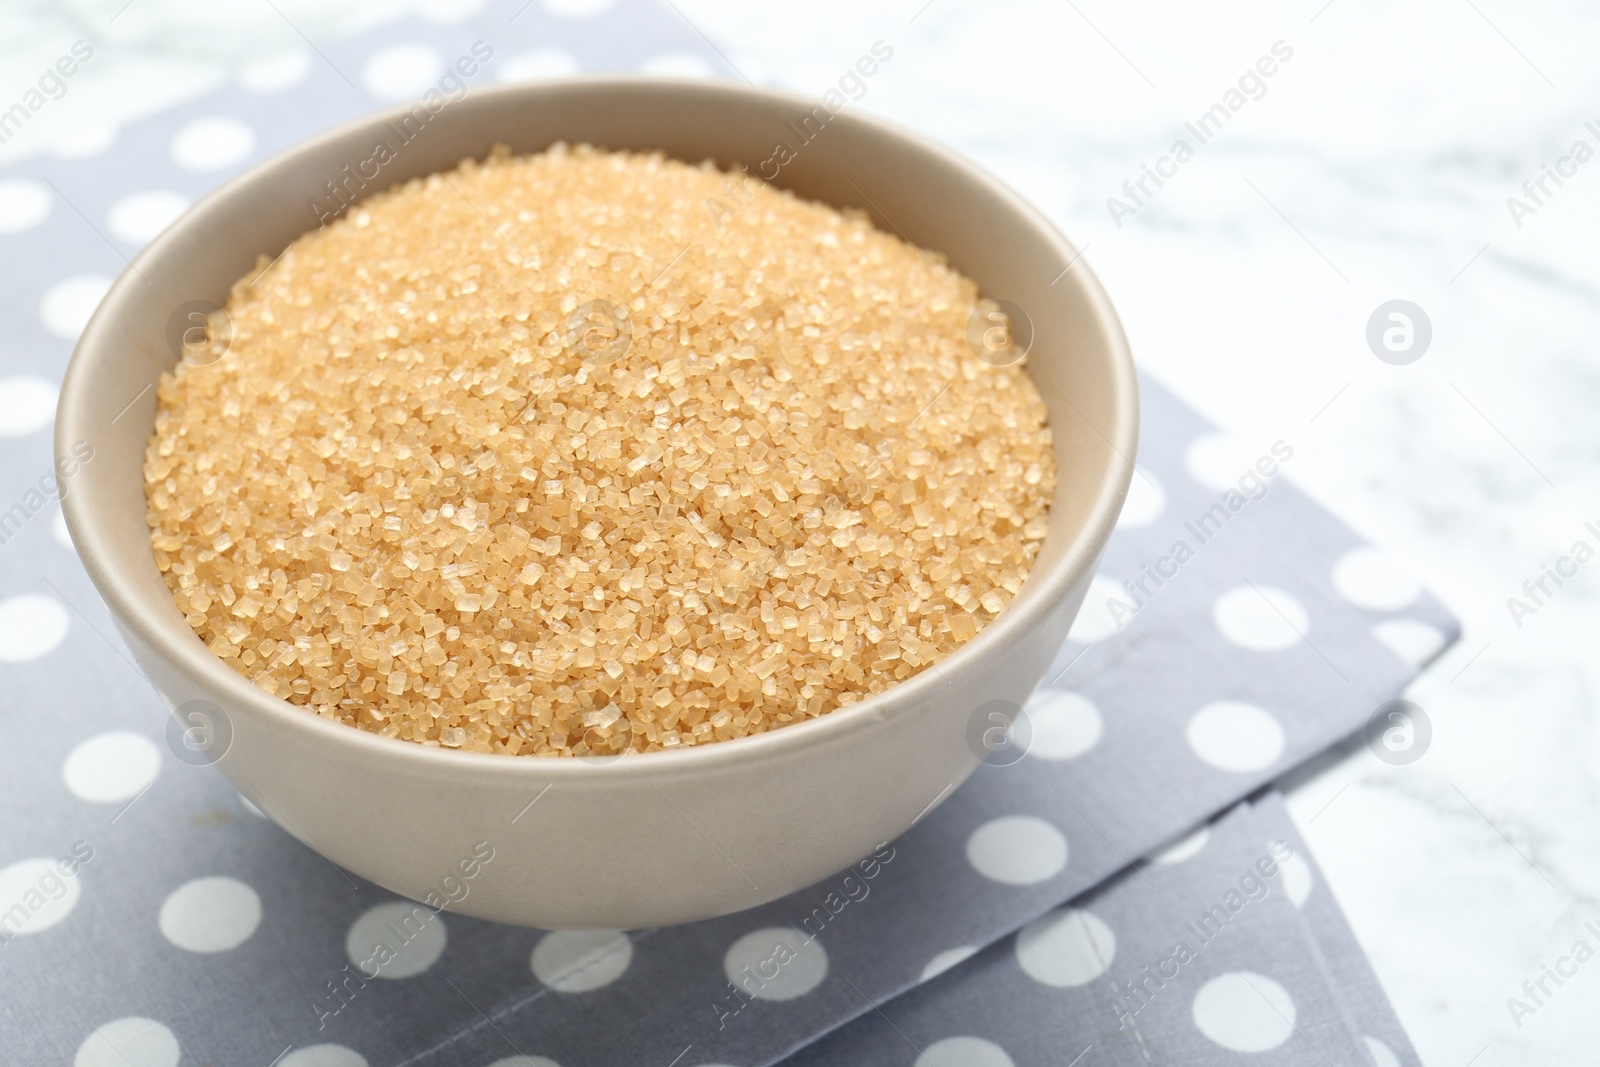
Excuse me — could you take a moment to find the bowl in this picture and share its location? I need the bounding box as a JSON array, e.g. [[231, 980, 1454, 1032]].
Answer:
[[57, 77, 1136, 929]]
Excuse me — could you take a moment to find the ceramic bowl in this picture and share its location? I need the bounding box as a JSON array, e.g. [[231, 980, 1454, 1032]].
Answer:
[[57, 76, 1136, 929]]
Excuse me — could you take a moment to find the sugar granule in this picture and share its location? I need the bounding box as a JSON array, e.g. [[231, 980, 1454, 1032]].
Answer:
[[144, 144, 1056, 756]]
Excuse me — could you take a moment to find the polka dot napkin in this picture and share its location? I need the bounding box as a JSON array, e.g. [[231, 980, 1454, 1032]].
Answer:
[[789, 792, 1420, 1067], [0, 3, 1458, 1065]]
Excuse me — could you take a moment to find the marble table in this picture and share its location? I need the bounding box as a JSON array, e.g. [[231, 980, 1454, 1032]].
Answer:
[[8, 2, 1598, 1062]]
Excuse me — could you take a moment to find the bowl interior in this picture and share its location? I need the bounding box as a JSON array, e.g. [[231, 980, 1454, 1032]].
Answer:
[[59, 77, 1136, 776]]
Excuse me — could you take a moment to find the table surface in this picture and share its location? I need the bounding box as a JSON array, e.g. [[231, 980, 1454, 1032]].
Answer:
[[8, 2, 1598, 1063]]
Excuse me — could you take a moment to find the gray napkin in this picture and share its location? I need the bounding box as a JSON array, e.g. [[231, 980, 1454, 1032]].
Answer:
[[0, 4, 1456, 1065], [784, 792, 1415, 1067]]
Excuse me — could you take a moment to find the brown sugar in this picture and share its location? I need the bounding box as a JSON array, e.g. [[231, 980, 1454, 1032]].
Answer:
[[143, 143, 1055, 756]]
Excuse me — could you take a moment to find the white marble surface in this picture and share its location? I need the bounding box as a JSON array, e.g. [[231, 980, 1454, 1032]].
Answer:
[[10, 1, 1600, 1062]]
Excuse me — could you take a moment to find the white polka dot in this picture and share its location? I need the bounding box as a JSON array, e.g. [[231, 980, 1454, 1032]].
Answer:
[[362, 44, 446, 101], [1364, 1036, 1403, 1067], [0, 376, 58, 436], [0, 856, 83, 935], [1186, 701, 1286, 773], [51, 125, 117, 159], [74, 1017, 179, 1067], [1116, 469, 1165, 529], [63, 731, 161, 803], [966, 815, 1067, 886], [1069, 574, 1127, 643], [1021, 689, 1102, 760], [0, 179, 52, 234], [498, 48, 582, 83], [419, 0, 494, 21], [1332, 547, 1421, 611], [159, 876, 261, 952], [1185, 432, 1256, 491], [542, 0, 618, 16], [915, 1036, 1015, 1067], [1015, 907, 1115, 987], [107, 191, 190, 245], [485, 1058, 561, 1067], [531, 929, 632, 992], [1213, 584, 1308, 650], [238, 793, 266, 817], [40, 274, 112, 339], [280, 1047, 368, 1067], [0, 594, 70, 661], [723, 927, 828, 1001], [238, 50, 312, 93], [1148, 825, 1209, 865], [639, 53, 716, 79], [1280, 850, 1313, 908], [170, 117, 255, 172], [1193, 971, 1297, 1052], [346, 901, 446, 978], [53, 510, 74, 550], [1371, 619, 1446, 667], [920, 946, 977, 981]]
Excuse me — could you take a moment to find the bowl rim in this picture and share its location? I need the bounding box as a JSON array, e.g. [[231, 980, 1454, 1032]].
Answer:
[[57, 74, 1137, 783]]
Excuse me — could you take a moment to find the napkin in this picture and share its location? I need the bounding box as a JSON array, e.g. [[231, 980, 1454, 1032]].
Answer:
[[786, 793, 1421, 1067], [0, 4, 1456, 1065]]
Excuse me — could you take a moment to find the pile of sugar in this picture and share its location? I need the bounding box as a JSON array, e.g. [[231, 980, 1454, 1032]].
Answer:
[[144, 144, 1055, 756]]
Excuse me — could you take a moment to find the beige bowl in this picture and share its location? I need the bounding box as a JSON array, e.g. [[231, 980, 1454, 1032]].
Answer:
[[57, 77, 1136, 929]]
